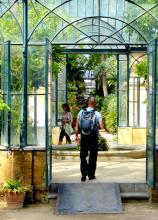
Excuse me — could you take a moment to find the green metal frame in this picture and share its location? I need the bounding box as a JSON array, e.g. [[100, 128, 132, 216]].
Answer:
[[146, 39, 157, 188], [55, 76, 58, 126], [20, 0, 28, 149], [127, 53, 130, 127], [45, 38, 53, 188], [45, 38, 49, 188], [1, 41, 11, 148]]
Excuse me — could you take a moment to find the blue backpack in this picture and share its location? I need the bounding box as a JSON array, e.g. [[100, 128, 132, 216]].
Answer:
[[80, 109, 97, 135]]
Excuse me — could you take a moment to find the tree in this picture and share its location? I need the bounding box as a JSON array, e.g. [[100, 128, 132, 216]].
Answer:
[[67, 54, 86, 118], [135, 56, 147, 84], [94, 56, 117, 97]]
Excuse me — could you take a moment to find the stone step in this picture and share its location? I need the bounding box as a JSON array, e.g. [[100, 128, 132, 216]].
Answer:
[[48, 193, 57, 199], [119, 183, 147, 193], [121, 192, 149, 199], [48, 182, 149, 200]]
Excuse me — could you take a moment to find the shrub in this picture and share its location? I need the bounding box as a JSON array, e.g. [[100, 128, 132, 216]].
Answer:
[[98, 135, 109, 151], [95, 95, 104, 111], [101, 94, 117, 134]]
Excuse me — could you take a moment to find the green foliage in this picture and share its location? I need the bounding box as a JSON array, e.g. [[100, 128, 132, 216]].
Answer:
[[52, 45, 66, 77], [98, 136, 109, 151], [0, 178, 32, 193], [68, 88, 83, 119], [135, 56, 147, 82], [86, 54, 103, 69], [67, 54, 86, 118], [0, 98, 8, 112], [0, 97, 9, 131], [125, 1, 158, 42], [95, 95, 104, 112], [95, 56, 117, 95], [101, 95, 117, 134]]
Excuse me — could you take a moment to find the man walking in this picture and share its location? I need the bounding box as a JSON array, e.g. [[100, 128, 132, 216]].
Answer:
[[75, 97, 104, 182]]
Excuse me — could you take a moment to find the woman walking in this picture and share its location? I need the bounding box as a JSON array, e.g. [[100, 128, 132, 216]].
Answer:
[[59, 103, 73, 145]]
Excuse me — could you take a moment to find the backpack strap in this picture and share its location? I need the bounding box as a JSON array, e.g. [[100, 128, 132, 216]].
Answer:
[[91, 110, 96, 130]]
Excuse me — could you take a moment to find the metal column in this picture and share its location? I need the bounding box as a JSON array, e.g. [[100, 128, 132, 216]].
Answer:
[[20, 0, 28, 148]]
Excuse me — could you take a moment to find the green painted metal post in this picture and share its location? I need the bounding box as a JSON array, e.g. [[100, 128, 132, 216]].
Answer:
[[146, 39, 157, 188], [20, 0, 28, 149], [45, 38, 49, 188], [117, 54, 119, 127], [65, 54, 68, 102], [55, 76, 58, 126], [137, 77, 140, 126], [127, 53, 130, 127], [1, 43, 5, 145], [7, 41, 11, 148], [45, 38, 53, 188], [151, 39, 157, 188]]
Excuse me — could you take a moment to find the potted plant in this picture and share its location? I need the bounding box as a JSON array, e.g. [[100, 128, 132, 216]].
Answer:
[[0, 178, 32, 209]]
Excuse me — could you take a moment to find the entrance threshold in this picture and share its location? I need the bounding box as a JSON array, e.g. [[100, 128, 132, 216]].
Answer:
[[48, 182, 149, 201]]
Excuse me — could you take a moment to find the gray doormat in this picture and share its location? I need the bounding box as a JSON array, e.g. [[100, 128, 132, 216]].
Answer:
[[57, 183, 123, 214]]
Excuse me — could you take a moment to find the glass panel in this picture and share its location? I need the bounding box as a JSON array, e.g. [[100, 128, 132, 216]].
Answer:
[[0, 2, 23, 43], [10, 95, 21, 145], [1, 42, 10, 147], [52, 75, 57, 127], [11, 45, 22, 93], [129, 77, 140, 127], [1, 43, 22, 147], [27, 45, 46, 145], [28, 0, 158, 46], [57, 66, 66, 125], [118, 55, 128, 127], [28, 1, 49, 36], [0, 0, 158, 46], [146, 40, 156, 188], [130, 14, 158, 43], [10, 45, 22, 146]]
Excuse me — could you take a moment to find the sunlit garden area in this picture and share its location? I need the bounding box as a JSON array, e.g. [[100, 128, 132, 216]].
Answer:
[[1, 0, 158, 216]]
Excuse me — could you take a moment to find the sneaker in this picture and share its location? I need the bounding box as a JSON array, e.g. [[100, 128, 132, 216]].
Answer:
[[89, 176, 96, 180], [81, 171, 88, 182], [81, 175, 86, 182]]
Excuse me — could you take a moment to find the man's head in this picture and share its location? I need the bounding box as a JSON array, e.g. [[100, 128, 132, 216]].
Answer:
[[87, 97, 96, 108]]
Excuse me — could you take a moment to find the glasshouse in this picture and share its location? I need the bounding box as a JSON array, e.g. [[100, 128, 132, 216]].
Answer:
[[0, 0, 158, 207]]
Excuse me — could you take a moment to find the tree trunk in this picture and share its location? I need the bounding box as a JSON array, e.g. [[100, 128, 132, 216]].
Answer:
[[102, 73, 108, 97]]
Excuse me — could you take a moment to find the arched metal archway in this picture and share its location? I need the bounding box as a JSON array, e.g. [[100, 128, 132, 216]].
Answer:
[[0, 0, 158, 189]]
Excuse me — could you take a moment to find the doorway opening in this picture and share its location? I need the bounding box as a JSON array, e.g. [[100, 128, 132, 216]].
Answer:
[[49, 45, 147, 186]]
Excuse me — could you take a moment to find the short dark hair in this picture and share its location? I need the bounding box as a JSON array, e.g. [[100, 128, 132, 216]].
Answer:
[[87, 97, 96, 106], [62, 103, 71, 112]]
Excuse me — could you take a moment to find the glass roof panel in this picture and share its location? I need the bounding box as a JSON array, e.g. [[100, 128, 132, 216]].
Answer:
[[130, 13, 158, 42], [0, 1, 22, 43], [0, 0, 158, 47], [127, 0, 157, 10], [0, 0, 16, 15], [32, 0, 156, 45], [28, 1, 49, 36]]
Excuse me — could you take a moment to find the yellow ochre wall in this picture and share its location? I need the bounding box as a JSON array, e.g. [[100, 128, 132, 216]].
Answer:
[[118, 127, 146, 145], [52, 127, 66, 145]]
